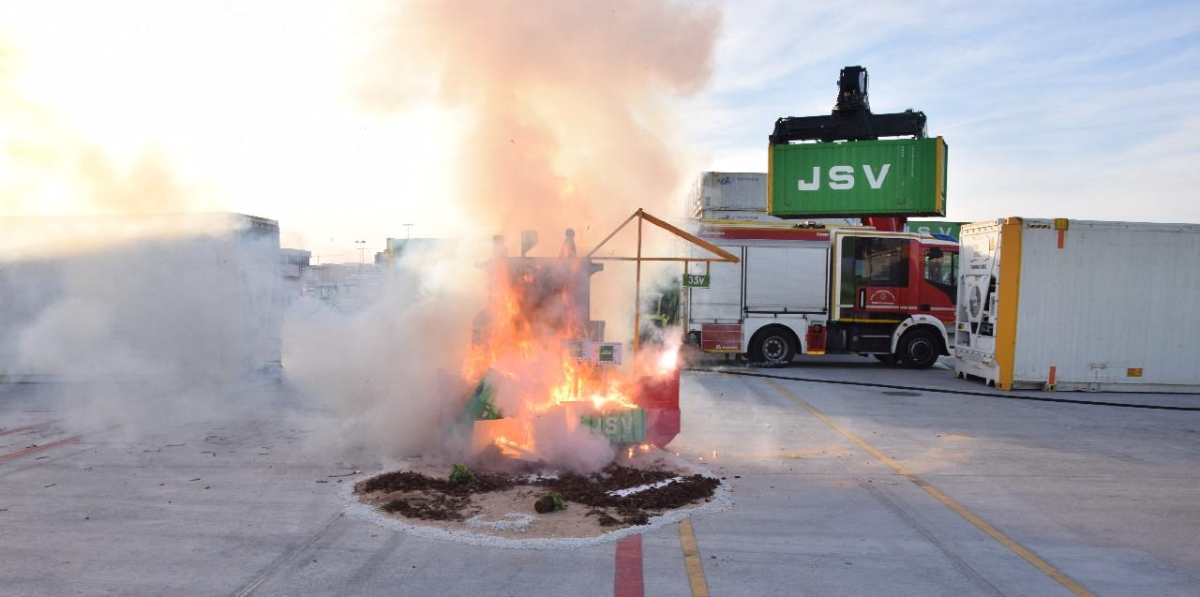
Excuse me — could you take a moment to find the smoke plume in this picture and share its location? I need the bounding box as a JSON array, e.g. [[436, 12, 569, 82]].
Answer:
[[282, 0, 722, 467], [1, 2, 723, 472], [361, 0, 720, 244]]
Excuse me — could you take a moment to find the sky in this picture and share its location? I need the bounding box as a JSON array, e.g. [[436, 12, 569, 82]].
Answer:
[[2, 0, 1199, 262]]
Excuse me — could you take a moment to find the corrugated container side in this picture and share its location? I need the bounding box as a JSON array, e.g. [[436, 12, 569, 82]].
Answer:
[[769, 137, 947, 218], [1011, 220, 1200, 391]]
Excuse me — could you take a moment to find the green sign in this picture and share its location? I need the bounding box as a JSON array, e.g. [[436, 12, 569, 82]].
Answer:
[[593, 342, 622, 365], [581, 409, 646, 444], [598, 344, 616, 363], [682, 273, 711, 288], [769, 137, 947, 218], [907, 220, 966, 241]]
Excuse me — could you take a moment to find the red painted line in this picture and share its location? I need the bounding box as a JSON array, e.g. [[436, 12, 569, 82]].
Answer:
[[614, 534, 644, 597], [0, 419, 61, 437], [0, 436, 82, 464]]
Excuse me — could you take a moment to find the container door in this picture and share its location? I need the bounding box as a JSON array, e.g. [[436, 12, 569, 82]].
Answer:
[[954, 226, 1002, 373], [833, 235, 914, 322]]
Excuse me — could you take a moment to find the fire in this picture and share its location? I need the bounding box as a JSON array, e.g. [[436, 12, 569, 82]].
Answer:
[[463, 241, 676, 458], [493, 436, 524, 458]]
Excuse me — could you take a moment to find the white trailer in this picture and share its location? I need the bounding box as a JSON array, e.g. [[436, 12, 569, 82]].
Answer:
[[685, 224, 959, 368], [955, 217, 1200, 392]]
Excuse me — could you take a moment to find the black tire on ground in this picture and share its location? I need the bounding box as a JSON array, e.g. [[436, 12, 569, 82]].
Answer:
[[873, 354, 896, 365], [753, 328, 796, 366], [897, 329, 940, 369]]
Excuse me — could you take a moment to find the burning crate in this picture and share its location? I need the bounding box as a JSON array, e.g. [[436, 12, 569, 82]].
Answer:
[[460, 229, 681, 458]]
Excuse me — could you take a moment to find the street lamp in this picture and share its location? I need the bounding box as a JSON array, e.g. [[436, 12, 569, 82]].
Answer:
[[355, 240, 366, 265]]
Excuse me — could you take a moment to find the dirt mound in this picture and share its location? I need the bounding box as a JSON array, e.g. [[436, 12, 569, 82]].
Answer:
[[542, 465, 720, 526], [354, 460, 721, 534]]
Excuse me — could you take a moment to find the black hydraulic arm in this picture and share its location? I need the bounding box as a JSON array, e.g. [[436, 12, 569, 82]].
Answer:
[[769, 66, 927, 144]]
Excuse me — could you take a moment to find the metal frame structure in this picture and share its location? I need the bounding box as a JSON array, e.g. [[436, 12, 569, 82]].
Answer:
[[586, 209, 740, 356]]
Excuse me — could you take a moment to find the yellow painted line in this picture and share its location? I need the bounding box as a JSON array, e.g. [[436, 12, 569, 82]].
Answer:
[[763, 378, 1098, 597], [678, 519, 710, 597]]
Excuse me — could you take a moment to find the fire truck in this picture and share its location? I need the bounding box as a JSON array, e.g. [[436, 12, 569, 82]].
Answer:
[[684, 222, 958, 368]]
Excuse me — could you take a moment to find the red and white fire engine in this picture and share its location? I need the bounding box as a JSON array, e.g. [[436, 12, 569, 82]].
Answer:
[[684, 222, 958, 368]]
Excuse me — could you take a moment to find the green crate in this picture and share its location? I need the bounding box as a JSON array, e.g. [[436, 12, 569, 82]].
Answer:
[[769, 137, 947, 218], [581, 408, 646, 444]]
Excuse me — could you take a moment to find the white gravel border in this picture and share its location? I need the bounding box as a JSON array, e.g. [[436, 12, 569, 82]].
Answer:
[[465, 512, 536, 531], [340, 452, 734, 550]]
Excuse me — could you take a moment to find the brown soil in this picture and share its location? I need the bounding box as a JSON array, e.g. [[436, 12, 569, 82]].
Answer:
[[354, 460, 721, 532], [540, 465, 720, 526], [357, 470, 519, 522]]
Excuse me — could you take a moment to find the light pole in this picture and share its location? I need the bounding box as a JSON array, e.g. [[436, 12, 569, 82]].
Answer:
[[355, 240, 366, 265], [403, 223, 413, 240]]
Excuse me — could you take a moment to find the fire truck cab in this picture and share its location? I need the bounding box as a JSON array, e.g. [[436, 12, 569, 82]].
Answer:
[[684, 224, 958, 368]]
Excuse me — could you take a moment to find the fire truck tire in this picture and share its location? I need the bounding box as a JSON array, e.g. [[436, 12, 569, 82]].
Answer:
[[751, 327, 796, 366], [897, 329, 940, 369]]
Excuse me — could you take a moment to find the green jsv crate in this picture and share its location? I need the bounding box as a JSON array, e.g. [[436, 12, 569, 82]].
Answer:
[[581, 408, 646, 444], [769, 137, 947, 218]]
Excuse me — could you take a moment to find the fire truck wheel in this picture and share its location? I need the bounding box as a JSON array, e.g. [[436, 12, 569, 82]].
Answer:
[[898, 329, 940, 369], [752, 328, 796, 366]]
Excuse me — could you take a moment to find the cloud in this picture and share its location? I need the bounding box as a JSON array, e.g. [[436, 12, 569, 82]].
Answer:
[[686, 0, 1200, 224]]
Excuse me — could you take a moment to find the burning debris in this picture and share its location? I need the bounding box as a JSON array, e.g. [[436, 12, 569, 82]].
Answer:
[[452, 227, 682, 470], [350, 213, 736, 541]]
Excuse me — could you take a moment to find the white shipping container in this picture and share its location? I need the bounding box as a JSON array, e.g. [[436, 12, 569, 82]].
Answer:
[[688, 172, 769, 217], [688, 171, 865, 226], [694, 208, 780, 223], [955, 217, 1200, 392]]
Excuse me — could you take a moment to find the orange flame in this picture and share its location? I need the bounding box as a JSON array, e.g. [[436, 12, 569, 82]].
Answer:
[[464, 253, 678, 456]]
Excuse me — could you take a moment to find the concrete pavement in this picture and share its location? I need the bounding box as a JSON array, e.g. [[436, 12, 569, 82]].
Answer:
[[2, 360, 1197, 596]]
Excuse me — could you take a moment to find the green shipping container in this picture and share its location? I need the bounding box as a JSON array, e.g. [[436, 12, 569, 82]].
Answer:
[[769, 137, 947, 218]]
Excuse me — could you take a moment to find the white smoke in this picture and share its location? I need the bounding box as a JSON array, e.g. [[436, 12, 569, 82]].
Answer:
[[281, 239, 487, 459], [0, 214, 283, 433], [0, 1, 722, 473]]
